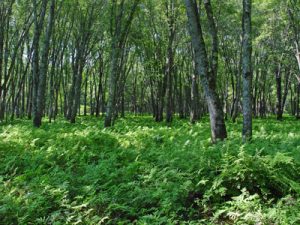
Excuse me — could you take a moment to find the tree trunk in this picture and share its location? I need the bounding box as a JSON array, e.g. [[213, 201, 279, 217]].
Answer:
[[104, 0, 139, 127], [105, 42, 119, 127], [165, 0, 176, 124], [185, 0, 227, 143], [190, 74, 199, 123], [242, 0, 252, 141], [32, 0, 48, 127], [275, 63, 283, 120], [34, 0, 55, 127]]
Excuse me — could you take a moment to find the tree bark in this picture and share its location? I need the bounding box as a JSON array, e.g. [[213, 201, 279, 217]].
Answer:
[[242, 0, 252, 141], [32, 0, 48, 127], [105, 0, 139, 127], [34, 0, 55, 127], [185, 0, 227, 143], [165, 0, 176, 124], [275, 63, 283, 120]]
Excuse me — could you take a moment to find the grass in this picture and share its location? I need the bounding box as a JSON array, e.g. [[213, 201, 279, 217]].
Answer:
[[0, 116, 300, 224]]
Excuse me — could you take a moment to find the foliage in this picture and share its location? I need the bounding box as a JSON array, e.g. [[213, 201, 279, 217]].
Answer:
[[0, 116, 299, 224]]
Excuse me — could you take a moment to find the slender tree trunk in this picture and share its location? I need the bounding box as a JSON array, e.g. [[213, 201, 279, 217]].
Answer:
[[281, 69, 290, 115], [275, 63, 283, 120], [190, 74, 199, 123], [185, 0, 227, 143], [242, 0, 252, 141], [97, 56, 104, 117], [178, 70, 184, 119], [165, 0, 176, 124], [252, 58, 259, 118], [105, 41, 119, 127], [84, 75, 88, 116], [70, 62, 84, 123], [232, 49, 242, 122], [34, 0, 55, 127], [32, 0, 48, 127], [297, 83, 300, 119], [105, 0, 139, 127]]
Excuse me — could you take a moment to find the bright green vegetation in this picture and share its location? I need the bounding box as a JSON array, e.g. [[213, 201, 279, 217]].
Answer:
[[1, 117, 300, 224]]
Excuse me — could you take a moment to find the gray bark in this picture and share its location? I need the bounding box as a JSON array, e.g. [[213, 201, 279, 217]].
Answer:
[[105, 0, 139, 127], [242, 0, 252, 141], [184, 0, 227, 143], [34, 0, 55, 127], [32, 0, 48, 127], [166, 0, 176, 124]]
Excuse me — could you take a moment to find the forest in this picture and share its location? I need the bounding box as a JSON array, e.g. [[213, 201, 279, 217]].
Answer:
[[0, 0, 300, 224]]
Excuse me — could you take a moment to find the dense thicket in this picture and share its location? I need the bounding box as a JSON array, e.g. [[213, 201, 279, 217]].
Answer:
[[0, 0, 299, 135]]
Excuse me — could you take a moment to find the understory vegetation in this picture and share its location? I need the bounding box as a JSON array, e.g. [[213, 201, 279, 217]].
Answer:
[[1, 116, 300, 224]]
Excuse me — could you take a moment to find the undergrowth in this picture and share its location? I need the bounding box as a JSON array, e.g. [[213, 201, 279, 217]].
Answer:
[[0, 116, 299, 224]]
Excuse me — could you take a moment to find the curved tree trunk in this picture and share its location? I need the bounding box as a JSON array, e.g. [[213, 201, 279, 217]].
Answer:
[[184, 0, 227, 143]]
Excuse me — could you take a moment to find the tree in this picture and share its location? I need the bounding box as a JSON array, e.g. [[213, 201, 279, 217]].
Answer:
[[104, 0, 140, 127], [184, 0, 227, 143], [32, 0, 48, 127], [33, 0, 55, 127], [242, 0, 252, 141], [68, 5, 96, 123]]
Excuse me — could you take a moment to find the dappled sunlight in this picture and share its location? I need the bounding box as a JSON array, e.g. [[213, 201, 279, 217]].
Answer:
[[1, 116, 300, 224], [0, 125, 32, 145]]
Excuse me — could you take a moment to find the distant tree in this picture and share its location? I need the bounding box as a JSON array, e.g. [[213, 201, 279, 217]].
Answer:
[[105, 0, 140, 127]]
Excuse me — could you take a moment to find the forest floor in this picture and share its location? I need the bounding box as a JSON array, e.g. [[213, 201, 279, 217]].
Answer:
[[0, 116, 300, 224]]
